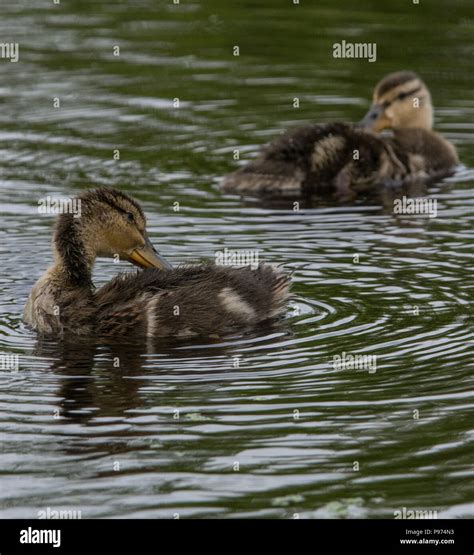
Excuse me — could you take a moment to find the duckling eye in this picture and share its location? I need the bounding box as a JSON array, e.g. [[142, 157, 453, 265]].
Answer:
[[126, 212, 135, 223]]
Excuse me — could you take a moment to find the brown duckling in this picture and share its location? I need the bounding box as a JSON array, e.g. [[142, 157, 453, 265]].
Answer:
[[24, 188, 290, 338], [221, 71, 459, 200]]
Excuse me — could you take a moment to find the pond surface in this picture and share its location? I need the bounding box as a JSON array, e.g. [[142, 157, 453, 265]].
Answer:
[[0, 0, 473, 518]]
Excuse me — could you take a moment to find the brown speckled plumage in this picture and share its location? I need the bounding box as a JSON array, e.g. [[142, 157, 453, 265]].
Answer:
[[95, 264, 290, 338], [221, 72, 458, 199], [24, 188, 290, 339]]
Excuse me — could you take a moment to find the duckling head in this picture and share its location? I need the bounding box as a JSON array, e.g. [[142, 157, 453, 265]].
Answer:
[[360, 71, 433, 132], [54, 187, 172, 282]]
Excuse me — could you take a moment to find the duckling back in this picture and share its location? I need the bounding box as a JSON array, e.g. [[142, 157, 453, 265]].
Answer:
[[221, 123, 348, 197], [221, 122, 458, 199], [95, 264, 291, 338]]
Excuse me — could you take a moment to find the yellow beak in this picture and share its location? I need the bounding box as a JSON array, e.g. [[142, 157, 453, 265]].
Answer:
[[126, 235, 173, 271]]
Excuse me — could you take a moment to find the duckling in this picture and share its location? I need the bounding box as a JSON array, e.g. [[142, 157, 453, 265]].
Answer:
[[221, 71, 459, 200], [24, 188, 290, 338]]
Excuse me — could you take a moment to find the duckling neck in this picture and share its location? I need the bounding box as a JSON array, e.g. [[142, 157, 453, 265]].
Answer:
[[53, 215, 95, 288]]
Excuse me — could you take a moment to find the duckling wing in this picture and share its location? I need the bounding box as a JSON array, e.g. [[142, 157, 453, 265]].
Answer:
[[94, 265, 290, 338], [221, 123, 354, 197]]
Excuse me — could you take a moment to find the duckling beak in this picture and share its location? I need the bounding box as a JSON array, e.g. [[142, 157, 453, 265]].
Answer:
[[359, 104, 383, 130], [126, 235, 173, 271]]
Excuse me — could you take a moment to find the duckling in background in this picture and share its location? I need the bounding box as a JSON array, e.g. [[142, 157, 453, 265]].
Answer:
[[24, 188, 290, 338], [221, 72, 459, 200]]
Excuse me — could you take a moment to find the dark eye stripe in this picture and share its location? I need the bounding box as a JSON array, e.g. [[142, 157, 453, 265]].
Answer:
[[382, 85, 422, 109], [397, 85, 422, 100]]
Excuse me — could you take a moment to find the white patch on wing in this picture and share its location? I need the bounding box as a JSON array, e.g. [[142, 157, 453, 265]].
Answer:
[[146, 296, 159, 337], [218, 287, 256, 320], [177, 327, 198, 338], [311, 136, 346, 171]]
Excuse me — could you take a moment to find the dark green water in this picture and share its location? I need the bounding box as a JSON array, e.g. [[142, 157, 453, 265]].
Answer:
[[0, 1, 473, 518]]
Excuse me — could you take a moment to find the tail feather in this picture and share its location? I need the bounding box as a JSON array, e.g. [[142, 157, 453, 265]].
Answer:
[[269, 269, 291, 317]]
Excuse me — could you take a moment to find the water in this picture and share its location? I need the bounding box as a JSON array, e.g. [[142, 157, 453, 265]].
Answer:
[[0, 0, 473, 518]]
